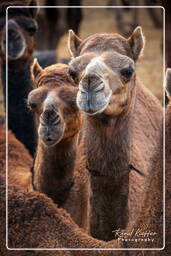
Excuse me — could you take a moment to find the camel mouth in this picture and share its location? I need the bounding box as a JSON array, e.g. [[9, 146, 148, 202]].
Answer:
[[41, 137, 59, 147], [38, 124, 64, 147], [76, 89, 112, 115]]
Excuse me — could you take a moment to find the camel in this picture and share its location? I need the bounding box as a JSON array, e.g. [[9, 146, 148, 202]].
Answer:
[[68, 27, 163, 241], [29, 61, 89, 230], [0, 0, 39, 156], [36, 0, 82, 51]]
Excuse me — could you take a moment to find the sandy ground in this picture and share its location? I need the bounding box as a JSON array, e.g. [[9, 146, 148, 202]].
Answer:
[[0, 2, 163, 116]]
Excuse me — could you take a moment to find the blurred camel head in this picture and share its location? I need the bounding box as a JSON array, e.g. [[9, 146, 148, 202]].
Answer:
[[68, 27, 145, 116], [0, 0, 38, 60]]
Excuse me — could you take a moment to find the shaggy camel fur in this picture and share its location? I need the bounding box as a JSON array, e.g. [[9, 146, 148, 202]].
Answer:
[[0, 128, 124, 254], [0, 127, 123, 253], [0, 0, 38, 156], [0, 125, 166, 253], [0, 128, 33, 192], [30, 62, 89, 230], [124, 69, 170, 255], [68, 27, 163, 241]]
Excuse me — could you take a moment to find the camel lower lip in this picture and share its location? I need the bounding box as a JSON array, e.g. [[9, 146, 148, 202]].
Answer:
[[77, 90, 112, 115], [42, 139, 58, 147]]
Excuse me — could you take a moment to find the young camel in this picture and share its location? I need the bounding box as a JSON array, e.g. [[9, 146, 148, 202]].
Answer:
[[29, 62, 89, 230], [68, 27, 163, 241]]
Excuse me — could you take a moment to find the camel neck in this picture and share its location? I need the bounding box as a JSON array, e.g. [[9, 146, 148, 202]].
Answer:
[[84, 92, 135, 241], [2, 58, 33, 94], [34, 135, 77, 206], [1, 57, 36, 156], [85, 109, 133, 178]]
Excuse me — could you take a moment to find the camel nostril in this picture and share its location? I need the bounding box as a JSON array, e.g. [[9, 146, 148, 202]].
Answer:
[[52, 115, 61, 126], [80, 74, 104, 93], [41, 110, 61, 126]]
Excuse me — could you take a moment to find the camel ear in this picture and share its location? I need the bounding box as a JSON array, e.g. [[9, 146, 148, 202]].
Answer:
[[29, 0, 39, 17], [68, 30, 82, 57], [165, 68, 171, 98], [128, 26, 145, 62], [31, 58, 42, 84]]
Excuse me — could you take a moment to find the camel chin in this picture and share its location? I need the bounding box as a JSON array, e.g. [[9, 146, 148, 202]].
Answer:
[[38, 125, 64, 148], [41, 138, 59, 147], [77, 89, 112, 115]]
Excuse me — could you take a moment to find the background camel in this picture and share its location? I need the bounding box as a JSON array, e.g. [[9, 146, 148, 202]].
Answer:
[[36, 0, 82, 51], [0, 0, 38, 156], [30, 62, 89, 230], [68, 27, 162, 241]]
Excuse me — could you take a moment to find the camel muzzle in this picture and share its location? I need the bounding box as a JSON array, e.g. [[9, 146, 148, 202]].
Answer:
[[1, 19, 26, 59], [38, 109, 64, 147]]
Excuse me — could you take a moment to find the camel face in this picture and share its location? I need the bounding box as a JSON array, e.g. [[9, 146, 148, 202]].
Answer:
[[0, 14, 37, 60], [28, 61, 79, 147], [68, 27, 144, 116]]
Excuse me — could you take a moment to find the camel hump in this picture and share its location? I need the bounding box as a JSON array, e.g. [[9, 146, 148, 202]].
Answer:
[[166, 68, 171, 97]]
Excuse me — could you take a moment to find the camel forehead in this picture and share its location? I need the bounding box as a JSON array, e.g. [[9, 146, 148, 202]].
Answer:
[[79, 33, 132, 58], [70, 51, 134, 74], [44, 92, 57, 106]]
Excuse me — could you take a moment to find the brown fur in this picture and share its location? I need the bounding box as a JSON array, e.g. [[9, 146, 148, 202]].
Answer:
[[123, 69, 170, 254], [0, 128, 33, 192], [31, 63, 89, 230], [68, 28, 162, 241], [0, 126, 125, 253]]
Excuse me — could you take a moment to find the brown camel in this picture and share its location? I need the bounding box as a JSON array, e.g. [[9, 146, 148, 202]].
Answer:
[[29, 61, 89, 230], [36, 0, 82, 51], [68, 27, 163, 241]]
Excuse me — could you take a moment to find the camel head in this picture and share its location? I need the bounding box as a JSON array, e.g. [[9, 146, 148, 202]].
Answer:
[[0, 1, 38, 61], [28, 60, 80, 147], [68, 27, 145, 116], [166, 68, 171, 99]]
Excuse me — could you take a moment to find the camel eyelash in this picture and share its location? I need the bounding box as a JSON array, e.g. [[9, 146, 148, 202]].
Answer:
[[68, 68, 78, 81], [27, 100, 37, 110], [120, 66, 134, 83]]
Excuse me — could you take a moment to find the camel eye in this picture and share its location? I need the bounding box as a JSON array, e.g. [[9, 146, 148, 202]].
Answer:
[[120, 66, 134, 83], [26, 21, 38, 36], [27, 100, 37, 110], [68, 68, 78, 81]]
